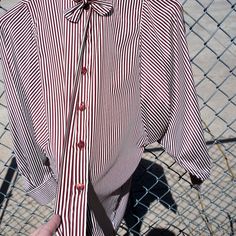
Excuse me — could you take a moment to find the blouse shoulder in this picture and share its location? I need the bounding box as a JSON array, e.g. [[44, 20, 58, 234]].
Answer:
[[142, 0, 183, 18], [0, 2, 30, 33], [146, 0, 182, 9]]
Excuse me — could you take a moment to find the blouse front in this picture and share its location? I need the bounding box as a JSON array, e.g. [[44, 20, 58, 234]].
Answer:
[[0, 0, 211, 235]]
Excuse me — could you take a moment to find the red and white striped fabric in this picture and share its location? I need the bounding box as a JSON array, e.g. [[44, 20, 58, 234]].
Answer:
[[0, 0, 211, 235]]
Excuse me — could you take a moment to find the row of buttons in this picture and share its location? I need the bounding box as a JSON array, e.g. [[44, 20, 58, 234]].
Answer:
[[75, 66, 88, 191], [76, 67, 87, 114], [77, 66, 87, 150]]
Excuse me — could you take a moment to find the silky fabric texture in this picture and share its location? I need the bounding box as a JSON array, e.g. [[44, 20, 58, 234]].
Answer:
[[87, 178, 131, 236], [0, 0, 211, 235]]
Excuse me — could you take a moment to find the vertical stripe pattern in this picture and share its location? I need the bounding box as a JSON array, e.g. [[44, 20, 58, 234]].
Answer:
[[0, 0, 211, 235]]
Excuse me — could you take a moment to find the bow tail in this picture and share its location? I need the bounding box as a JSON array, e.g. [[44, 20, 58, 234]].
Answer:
[[92, 2, 113, 16], [64, 5, 84, 22]]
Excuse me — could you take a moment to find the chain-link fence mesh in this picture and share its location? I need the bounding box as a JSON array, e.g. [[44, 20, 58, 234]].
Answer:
[[0, 0, 235, 235]]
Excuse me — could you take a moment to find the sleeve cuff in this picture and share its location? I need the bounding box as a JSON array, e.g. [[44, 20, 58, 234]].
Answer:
[[26, 176, 58, 205]]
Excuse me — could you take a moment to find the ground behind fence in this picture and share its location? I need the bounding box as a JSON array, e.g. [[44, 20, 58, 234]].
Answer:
[[0, 0, 235, 235]]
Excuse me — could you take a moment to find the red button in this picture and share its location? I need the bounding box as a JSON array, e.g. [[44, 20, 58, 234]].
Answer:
[[77, 140, 85, 149], [81, 67, 87, 75], [75, 183, 85, 191], [78, 102, 86, 111]]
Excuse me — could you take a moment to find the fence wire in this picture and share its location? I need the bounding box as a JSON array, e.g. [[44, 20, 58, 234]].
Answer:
[[0, 0, 235, 235]]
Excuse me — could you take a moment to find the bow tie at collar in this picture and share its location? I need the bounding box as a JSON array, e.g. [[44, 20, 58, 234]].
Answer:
[[64, 0, 113, 22]]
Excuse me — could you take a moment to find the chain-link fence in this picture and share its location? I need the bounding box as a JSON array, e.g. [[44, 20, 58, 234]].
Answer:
[[0, 0, 235, 235]]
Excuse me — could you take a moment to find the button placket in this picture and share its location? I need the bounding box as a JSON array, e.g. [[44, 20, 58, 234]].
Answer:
[[60, 7, 94, 233], [72, 9, 92, 197]]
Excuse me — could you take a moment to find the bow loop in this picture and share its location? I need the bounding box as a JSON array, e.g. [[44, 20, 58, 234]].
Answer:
[[64, 0, 113, 23]]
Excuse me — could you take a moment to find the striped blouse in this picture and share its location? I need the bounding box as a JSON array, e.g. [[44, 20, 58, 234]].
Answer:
[[0, 0, 211, 235]]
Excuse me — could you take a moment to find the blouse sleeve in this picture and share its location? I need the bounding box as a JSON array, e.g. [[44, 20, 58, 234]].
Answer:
[[0, 3, 57, 204], [140, 0, 211, 180]]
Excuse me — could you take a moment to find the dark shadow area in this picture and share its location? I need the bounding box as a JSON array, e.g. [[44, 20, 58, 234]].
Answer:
[[146, 228, 176, 236], [0, 157, 17, 207], [0, 156, 18, 223], [123, 158, 177, 236]]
